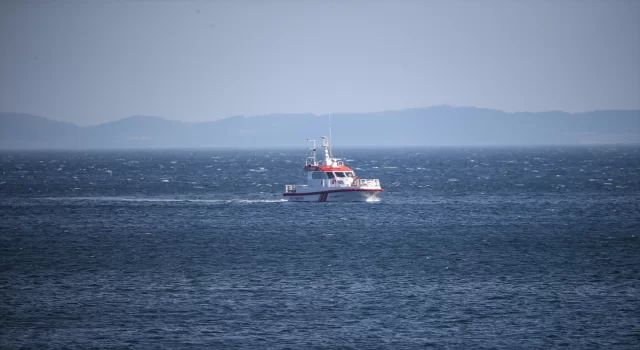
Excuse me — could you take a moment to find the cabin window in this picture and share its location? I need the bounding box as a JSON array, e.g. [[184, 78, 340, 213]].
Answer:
[[311, 171, 326, 180], [326, 172, 335, 179], [335, 172, 346, 178], [345, 172, 354, 178]]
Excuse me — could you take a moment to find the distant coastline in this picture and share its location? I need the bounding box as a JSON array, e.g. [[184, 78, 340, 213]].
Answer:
[[1, 106, 639, 149]]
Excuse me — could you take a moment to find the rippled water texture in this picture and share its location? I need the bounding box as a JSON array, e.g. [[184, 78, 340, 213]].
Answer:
[[1, 147, 639, 348]]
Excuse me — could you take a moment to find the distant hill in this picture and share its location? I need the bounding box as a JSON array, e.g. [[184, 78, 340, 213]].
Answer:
[[0, 113, 82, 149], [1, 106, 639, 149]]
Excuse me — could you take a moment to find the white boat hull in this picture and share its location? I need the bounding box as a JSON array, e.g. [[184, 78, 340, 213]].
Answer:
[[283, 188, 383, 202]]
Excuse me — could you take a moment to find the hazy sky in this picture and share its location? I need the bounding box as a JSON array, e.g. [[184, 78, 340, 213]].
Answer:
[[1, 0, 638, 125]]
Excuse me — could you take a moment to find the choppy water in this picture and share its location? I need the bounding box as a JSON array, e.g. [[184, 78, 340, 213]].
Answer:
[[1, 147, 639, 348]]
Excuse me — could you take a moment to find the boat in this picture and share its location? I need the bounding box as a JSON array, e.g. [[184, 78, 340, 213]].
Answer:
[[283, 136, 383, 202]]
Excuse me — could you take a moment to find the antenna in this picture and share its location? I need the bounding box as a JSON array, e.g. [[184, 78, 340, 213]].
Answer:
[[329, 115, 333, 157]]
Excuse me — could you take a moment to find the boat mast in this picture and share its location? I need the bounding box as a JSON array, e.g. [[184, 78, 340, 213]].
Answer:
[[329, 115, 333, 158], [321, 136, 332, 166]]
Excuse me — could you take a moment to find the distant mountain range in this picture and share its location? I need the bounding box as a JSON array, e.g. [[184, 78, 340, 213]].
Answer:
[[1, 106, 639, 149]]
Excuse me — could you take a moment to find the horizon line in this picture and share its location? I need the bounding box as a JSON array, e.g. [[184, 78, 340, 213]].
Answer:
[[2, 142, 640, 152]]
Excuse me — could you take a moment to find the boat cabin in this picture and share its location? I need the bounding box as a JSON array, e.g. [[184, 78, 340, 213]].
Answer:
[[303, 165, 358, 187]]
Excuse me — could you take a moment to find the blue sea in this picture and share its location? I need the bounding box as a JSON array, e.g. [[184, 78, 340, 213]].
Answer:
[[1, 147, 639, 348]]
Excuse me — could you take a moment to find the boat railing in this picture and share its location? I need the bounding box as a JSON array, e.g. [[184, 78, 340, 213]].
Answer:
[[314, 179, 381, 188], [354, 179, 380, 188]]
